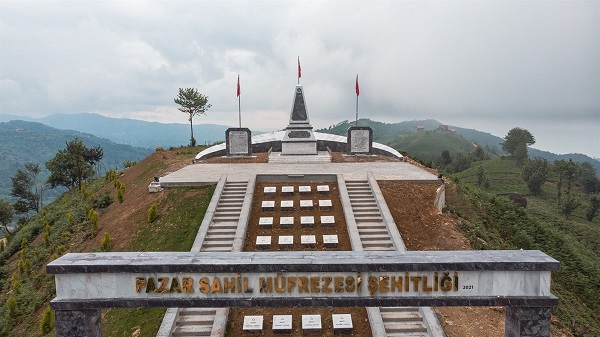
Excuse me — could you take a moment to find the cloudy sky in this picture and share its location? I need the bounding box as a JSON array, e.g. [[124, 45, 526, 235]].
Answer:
[[1, 1, 598, 157]]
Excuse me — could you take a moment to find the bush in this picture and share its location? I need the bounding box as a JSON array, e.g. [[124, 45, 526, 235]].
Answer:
[[123, 159, 137, 168], [39, 306, 54, 334], [148, 202, 158, 223], [508, 193, 527, 208], [100, 232, 112, 252], [93, 192, 113, 209], [88, 209, 99, 232], [6, 296, 17, 317], [117, 188, 124, 203]]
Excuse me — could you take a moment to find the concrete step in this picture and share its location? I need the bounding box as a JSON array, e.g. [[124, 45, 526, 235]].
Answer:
[[380, 307, 421, 313], [208, 228, 237, 235], [212, 216, 240, 222], [383, 322, 427, 333], [385, 333, 429, 337], [362, 242, 394, 249], [172, 325, 213, 336], [177, 315, 217, 324], [359, 234, 393, 241], [380, 311, 423, 322], [201, 246, 232, 252], [202, 241, 234, 248], [205, 235, 236, 241], [179, 308, 218, 315], [210, 223, 238, 229], [364, 246, 395, 251], [214, 211, 241, 217]]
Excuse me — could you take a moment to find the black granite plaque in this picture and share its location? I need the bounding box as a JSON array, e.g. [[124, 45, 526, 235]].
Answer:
[[226, 128, 252, 156], [347, 126, 373, 155], [288, 130, 311, 138]]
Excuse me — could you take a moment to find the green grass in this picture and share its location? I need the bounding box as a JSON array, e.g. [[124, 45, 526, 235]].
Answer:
[[387, 131, 475, 162], [102, 185, 215, 337]]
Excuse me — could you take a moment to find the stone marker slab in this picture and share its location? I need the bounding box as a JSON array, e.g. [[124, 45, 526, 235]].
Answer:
[[302, 314, 322, 334], [300, 200, 313, 210], [332, 314, 353, 334], [300, 216, 315, 228], [243, 315, 263, 334], [280, 216, 294, 229], [261, 201, 275, 211], [323, 235, 339, 248], [282, 186, 294, 195], [258, 217, 273, 229], [299, 186, 312, 194], [256, 236, 271, 250], [272, 314, 292, 334], [263, 186, 276, 197], [320, 216, 335, 227], [347, 126, 373, 155], [278, 236, 294, 249], [226, 128, 252, 156], [317, 185, 330, 194], [281, 200, 294, 211], [301, 235, 316, 248], [318, 199, 332, 210]]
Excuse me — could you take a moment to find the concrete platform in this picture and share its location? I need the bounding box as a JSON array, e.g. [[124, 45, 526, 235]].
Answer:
[[160, 162, 439, 187]]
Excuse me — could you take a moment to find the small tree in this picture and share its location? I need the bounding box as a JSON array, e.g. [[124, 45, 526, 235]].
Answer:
[[39, 306, 54, 334], [45, 139, 103, 190], [100, 232, 112, 252], [502, 127, 535, 166], [6, 296, 17, 317], [11, 162, 41, 215], [561, 193, 581, 219], [586, 194, 600, 221], [148, 202, 158, 223], [578, 161, 600, 194], [174, 88, 212, 146], [521, 158, 549, 195], [0, 199, 15, 235]]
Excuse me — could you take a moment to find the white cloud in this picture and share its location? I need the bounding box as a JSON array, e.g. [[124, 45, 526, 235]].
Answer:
[[1, 0, 598, 156]]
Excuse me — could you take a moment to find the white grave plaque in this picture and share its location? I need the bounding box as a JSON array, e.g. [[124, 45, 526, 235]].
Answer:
[[323, 235, 339, 248], [302, 314, 322, 334], [332, 314, 353, 334], [243, 315, 263, 334], [261, 201, 275, 211], [280, 216, 294, 229], [263, 186, 276, 196], [258, 217, 273, 229], [300, 200, 313, 210], [318, 199, 332, 210], [281, 200, 294, 211], [317, 185, 330, 194], [256, 236, 271, 249], [282, 186, 294, 195], [300, 216, 315, 228], [301, 235, 316, 248], [272, 314, 292, 334], [278, 235, 294, 249], [320, 216, 335, 227], [299, 185, 311, 194]]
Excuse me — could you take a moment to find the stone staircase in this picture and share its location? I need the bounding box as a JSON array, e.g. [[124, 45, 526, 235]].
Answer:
[[200, 181, 247, 252], [168, 180, 249, 337], [345, 179, 395, 251], [344, 178, 430, 337]]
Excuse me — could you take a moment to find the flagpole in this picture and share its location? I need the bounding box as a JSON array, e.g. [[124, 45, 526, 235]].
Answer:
[[237, 74, 241, 128], [355, 74, 359, 127]]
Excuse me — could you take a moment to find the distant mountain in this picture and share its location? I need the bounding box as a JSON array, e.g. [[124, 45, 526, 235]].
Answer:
[[318, 118, 600, 175], [0, 120, 153, 200], [0, 113, 232, 149]]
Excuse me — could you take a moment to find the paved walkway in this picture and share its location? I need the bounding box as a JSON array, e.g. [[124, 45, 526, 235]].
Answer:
[[160, 162, 439, 186]]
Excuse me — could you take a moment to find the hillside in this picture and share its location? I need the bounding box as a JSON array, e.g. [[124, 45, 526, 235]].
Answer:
[[318, 119, 600, 176], [0, 113, 231, 149], [0, 120, 152, 202]]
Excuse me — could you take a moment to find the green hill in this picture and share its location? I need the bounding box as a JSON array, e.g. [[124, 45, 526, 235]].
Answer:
[[0, 120, 152, 201], [452, 158, 600, 335]]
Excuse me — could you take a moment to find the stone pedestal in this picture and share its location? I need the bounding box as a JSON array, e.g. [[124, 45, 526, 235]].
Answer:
[[505, 307, 551, 337], [55, 309, 102, 337], [347, 126, 373, 155], [226, 128, 252, 156]]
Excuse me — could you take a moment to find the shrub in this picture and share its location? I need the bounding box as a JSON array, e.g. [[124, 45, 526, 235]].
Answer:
[[508, 193, 527, 208], [6, 296, 17, 317], [93, 192, 113, 209], [123, 159, 136, 168], [88, 209, 99, 232], [148, 202, 158, 223], [39, 306, 54, 334], [119, 188, 124, 200], [100, 232, 112, 252]]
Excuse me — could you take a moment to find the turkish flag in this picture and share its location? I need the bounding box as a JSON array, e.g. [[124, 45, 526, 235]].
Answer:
[[298, 57, 301, 79], [237, 75, 240, 97], [355, 74, 359, 96]]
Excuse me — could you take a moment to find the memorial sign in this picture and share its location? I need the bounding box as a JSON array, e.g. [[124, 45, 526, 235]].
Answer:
[[226, 128, 252, 156], [47, 251, 559, 337], [272, 314, 292, 334], [347, 126, 373, 155]]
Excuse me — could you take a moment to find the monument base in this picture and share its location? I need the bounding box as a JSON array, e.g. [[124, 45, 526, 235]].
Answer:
[[281, 141, 317, 155]]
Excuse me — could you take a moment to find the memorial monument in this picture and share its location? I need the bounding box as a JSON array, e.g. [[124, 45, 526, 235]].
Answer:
[[281, 86, 318, 155]]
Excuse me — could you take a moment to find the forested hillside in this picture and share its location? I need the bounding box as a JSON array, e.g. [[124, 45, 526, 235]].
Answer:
[[0, 120, 152, 201]]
